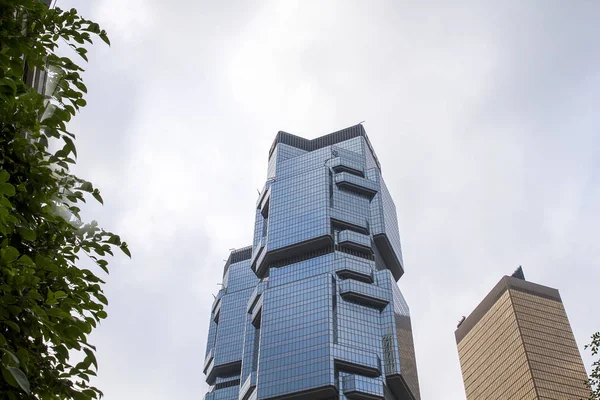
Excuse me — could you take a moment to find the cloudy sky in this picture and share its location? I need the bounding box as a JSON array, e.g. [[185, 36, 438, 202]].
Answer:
[[57, 0, 599, 398]]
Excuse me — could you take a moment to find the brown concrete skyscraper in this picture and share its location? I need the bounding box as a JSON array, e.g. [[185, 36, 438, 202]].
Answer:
[[455, 268, 589, 399]]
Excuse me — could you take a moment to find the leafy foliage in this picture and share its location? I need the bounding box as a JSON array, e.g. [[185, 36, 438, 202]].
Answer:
[[0, 1, 127, 398], [587, 332, 600, 399]]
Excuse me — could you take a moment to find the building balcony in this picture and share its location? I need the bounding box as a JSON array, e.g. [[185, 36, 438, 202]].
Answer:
[[259, 186, 271, 218], [335, 172, 378, 199], [330, 157, 364, 177], [252, 246, 268, 277], [338, 230, 372, 253], [205, 358, 242, 386], [246, 282, 267, 314], [250, 237, 268, 276], [333, 345, 381, 377], [203, 349, 214, 374], [250, 295, 263, 327], [339, 280, 390, 310], [204, 356, 215, 380], [211, 290, 223, 313], [330, 209, 369, 234], [335, 259, 374, 283], [251, 233, 333, 279], [239, 372, 257, 400], [250, 237, 265, 266], [342, 374, 384, 400], [255, 181, 272, 209]]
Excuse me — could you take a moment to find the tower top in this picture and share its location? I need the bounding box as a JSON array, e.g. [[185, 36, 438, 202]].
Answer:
[[268, 124, 381, 170]]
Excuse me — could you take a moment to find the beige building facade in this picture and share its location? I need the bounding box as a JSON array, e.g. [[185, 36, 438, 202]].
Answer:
[[455, 269, 589, 399]]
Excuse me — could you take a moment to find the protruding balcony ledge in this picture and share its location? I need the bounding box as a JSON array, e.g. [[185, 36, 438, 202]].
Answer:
[[339, 280, 390, 310], [259, 186, 271, 218], [239, 372, 257, 400], [335, 173, 378, 199], [250, 237, 265, 271], [338, 230, 372, 253], [373, 234, 404, 281], [204, 356, 215, 379], [206, 360, 242, 386], [255, 181, 273, 209], [211, 290, 224, 313], [251, 235, 333, 278], [342, 374, 384, 400], [386, 374, 418, 400], [247, 282, 267, 314], [212, 300, 222, 322], [251, 295, 263, 327], [333, 345, 381, 377], [330, 157, 364, 177], [335, 259, 374, 283], [203, 349, 214, 374], [252, 245, 268, 277], [330, 209, 369, 234]]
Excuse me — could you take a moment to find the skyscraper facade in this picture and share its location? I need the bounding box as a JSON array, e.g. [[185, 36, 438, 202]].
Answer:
[[203, 125, 421, 400], [455, 268, 589, 399]]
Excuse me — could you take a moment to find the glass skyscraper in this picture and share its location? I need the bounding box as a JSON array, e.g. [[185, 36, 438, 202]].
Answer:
[[455, 267, 590, 399], [203, 125, 421, 400]]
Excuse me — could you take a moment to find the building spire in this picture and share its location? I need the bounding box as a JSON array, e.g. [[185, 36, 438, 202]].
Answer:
[[511, 265, 525, 280]]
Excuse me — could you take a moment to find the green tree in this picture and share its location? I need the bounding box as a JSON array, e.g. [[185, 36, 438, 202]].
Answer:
[[587, 332, 600, 399], [0, 1, 129, 398]]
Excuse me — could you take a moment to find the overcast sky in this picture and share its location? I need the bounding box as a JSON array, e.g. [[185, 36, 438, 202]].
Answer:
[[57, 1, 600, 398]]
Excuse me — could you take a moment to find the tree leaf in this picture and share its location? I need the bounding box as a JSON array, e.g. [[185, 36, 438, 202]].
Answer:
[[7, 367, 30, 394], [46, 308, 69, 319], [0, 183, 16, 197], [1, 320, 20, 332], [74, 81, 88, 93], [95, 293, 108, 305], [54, 291, 67, 300], [1, 365, 18, 388], [8, 306, 22, 317], [0, 171, 9, 184], [99, 30, 111, 46], [64, 326, 81, 340], [1, 246, 20, 264], [3, 349, 20, 365], [87, 23, 101, 33], [17, 227, 36, 241], [62, 135, 77, 158], [83, 348, 98, 370], [55, 345, 68, 362], [106, 234, 121, 245], [17, 255, 35, 267], [120, 243, 131, 258], [78, 181, 93, 192], [92, 189, 103, 204]]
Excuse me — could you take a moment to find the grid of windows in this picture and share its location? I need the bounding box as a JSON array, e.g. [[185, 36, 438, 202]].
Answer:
[[511, 289, 590, 399], [213, 287, 255, 368], [458, 291, 535, 399], [370, 176, 403, 267], [257, 274, 334, 399], [389, 278, 420, 398], [333, 185, 371, 227], [457, 280, 590, 400], [267, 167, 330, 252], [202, 128, 420, 400]]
